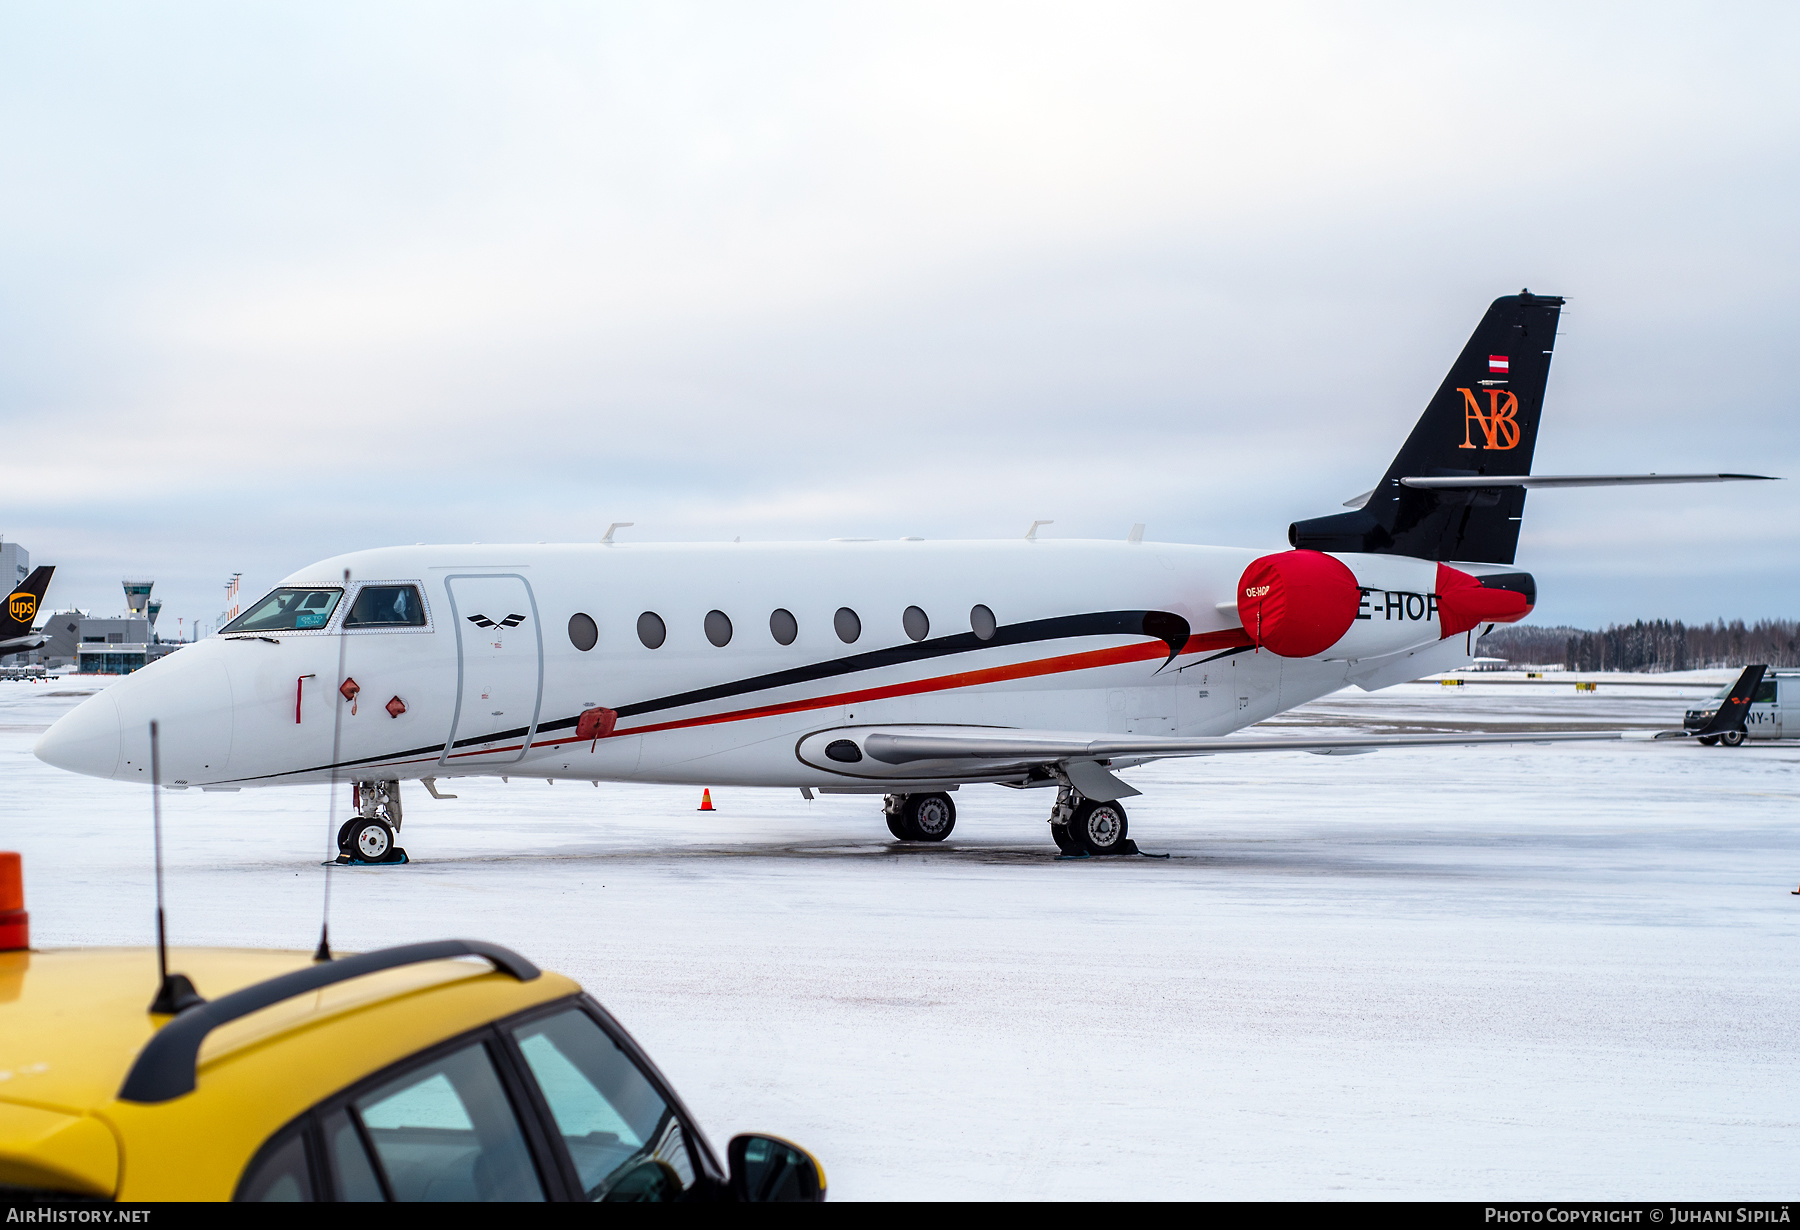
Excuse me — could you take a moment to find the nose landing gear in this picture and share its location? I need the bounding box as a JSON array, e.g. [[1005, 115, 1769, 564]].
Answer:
[[336, 780, 410, 865]]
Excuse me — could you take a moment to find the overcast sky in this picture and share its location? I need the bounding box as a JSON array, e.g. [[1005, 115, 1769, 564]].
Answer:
[[3, 2, 1797, 633]]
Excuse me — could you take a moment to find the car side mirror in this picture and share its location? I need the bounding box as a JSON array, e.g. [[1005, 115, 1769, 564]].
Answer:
[[727, 1134, 827, 1202]]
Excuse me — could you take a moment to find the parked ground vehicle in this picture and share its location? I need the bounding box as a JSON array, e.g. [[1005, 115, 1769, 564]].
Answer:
[[1684, 668, 1791, 745], [0, 938, 824, 1202]]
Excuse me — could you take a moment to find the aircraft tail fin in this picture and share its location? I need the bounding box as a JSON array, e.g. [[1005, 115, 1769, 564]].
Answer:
[[3, 566, 54, 641], [1694, 664, 1767, 739], [1288, 290, 1566, 564]]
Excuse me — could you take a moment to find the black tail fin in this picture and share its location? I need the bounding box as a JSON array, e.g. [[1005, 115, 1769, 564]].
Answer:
[[3, 566, 54, 639], [1289, 290, 1566, 564], [1695, 664, 1766, 739]]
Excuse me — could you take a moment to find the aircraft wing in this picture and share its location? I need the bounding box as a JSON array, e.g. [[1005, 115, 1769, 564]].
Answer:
[[800, 724, 1665, 802], [1399, 473, 1777, 489]]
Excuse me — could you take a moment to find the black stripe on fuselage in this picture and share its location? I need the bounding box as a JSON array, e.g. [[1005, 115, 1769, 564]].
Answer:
[[224, 609, 1191, 782]]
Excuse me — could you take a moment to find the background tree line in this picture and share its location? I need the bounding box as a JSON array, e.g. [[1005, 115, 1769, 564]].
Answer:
[[1479, 620, 1800, 672]]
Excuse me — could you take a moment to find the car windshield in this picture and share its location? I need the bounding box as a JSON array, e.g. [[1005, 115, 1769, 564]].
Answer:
[[511, 1008, 695, 1201], [223, 588, 342, 633]]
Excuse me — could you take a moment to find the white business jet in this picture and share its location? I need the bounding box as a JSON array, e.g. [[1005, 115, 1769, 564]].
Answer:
[[34, 292, 1773, 860]]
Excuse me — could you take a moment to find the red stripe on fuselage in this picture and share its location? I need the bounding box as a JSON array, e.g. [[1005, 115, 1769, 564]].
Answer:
[[327, 626, 1256, 774], [533, 626, 1255, 749]]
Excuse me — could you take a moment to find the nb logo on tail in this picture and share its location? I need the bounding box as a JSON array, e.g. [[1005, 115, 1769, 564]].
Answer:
[[1457, 388, 1520, 450]]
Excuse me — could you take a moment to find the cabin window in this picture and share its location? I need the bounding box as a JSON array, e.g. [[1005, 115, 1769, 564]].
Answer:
[[223, 588, 342, 634], [769, 608, 798, 646], [568, 613, 598, 652], [704, 610, 733, 647], [970, 604, 997, 641], [636, 612, 666, 649], [343, 585, 428, 628], [903, 606, 929, 642], [834, 607, 861, 644]]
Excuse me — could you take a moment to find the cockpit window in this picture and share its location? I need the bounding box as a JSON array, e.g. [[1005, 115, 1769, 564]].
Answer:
[[223, 588, 343, 633], [344, 585, 428, 628]]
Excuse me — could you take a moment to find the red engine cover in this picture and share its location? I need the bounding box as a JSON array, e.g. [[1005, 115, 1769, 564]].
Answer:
[[1435, 563, 1532, 635], [1237, 551, 1361, 657]]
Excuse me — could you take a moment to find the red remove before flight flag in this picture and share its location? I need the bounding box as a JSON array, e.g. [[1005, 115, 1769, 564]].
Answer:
[[576, 707, 617, 746]]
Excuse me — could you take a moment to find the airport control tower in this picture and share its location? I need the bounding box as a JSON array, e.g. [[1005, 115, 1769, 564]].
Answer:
[[122, 579, 153, 616]]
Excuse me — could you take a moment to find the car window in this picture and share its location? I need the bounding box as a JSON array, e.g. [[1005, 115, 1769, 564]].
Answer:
[[324, 1109, 386, 1201], [223, 587, 342, 633], [1755, 681, 1778, 704], [238, 1131, 314, 1202], [511, 1007, 695, 1201], [353, 1041, 545, 1202], [344, 585, 428, 628]]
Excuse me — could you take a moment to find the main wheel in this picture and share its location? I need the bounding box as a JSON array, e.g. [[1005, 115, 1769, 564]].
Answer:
[[1050, 823, 1078, 854], [336, 817, 361, 854], [1697, 735, 1720, 746], [349, 818, 395, 862], [885, 810, 910, 840], [904, 793, 956, 841], [1721, 729, 1747, 747], [1069, 799, 1129, 855]]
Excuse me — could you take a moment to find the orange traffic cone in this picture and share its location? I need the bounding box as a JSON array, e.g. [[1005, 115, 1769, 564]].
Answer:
[[698, 789, 715, 812]]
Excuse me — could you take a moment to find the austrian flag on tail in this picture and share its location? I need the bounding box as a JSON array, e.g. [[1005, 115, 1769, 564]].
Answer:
[[1488, 355, 1509, 375]]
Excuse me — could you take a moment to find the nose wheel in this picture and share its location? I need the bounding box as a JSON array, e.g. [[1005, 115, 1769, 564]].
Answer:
[[335, 780, 410, 864], [338, 817, 402, 862]]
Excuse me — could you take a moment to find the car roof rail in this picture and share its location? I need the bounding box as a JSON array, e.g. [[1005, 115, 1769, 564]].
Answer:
[[119, 939, 540, 1104]]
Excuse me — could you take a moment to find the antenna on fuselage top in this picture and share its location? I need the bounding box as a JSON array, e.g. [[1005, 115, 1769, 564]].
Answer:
[[315, 566, 351, 962], [148, 720, 204, 1016]]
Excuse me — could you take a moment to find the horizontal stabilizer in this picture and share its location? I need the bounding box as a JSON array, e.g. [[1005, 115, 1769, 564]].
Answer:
[[1399, 473, 1777, 490]]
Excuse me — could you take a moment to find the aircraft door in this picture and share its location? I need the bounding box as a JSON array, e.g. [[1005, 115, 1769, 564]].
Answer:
[[442, 574, 544, 768]]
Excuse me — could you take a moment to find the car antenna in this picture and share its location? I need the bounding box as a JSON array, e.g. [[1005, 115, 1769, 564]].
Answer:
[[148, 720, 205, 1015], [316, 567, 351, 962]]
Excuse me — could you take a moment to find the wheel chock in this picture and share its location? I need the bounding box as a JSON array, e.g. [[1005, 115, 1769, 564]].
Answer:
[[329, 848, 410, 867]]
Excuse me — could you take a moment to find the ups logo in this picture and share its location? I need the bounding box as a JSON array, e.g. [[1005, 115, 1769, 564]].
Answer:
[[1457, 388, 1520, 450], [8, 591, 35, 622]]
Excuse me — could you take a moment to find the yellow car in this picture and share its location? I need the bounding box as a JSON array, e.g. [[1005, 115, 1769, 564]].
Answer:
[[0, 939, 825, 1202]]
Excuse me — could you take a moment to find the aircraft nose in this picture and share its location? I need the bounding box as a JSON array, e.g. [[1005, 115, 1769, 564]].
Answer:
[[34, 688, 123, 780]]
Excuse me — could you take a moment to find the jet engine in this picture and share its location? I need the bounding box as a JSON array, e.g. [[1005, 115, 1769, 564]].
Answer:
[[1236, 549, 1533, 661]]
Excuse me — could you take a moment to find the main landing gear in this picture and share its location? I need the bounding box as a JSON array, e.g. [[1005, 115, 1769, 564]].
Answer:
[[883, 792, 957, 842], [337, 779, 409, 865], [1049, 785, 1135, 857]]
